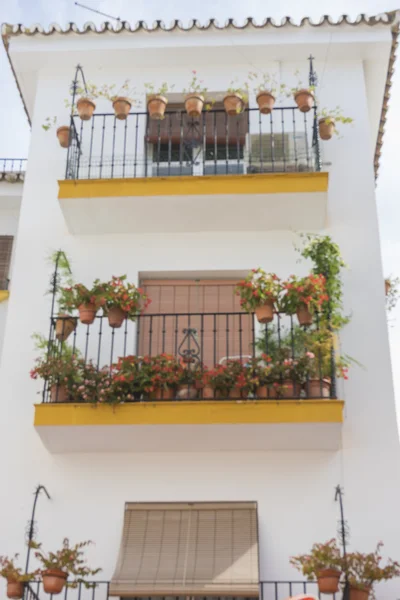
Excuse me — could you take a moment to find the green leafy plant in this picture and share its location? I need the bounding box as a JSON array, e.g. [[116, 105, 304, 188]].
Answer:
[[248, 71, 286, 98], [0, 555, 37, 583], [42, 116, 58, 131], [345, 543, 400, 591], [32, 539, 101, 582], [59, 281, 107, 312], [99, 80, 138, 104], [290, 539, 342, 580], [183, 70, 208, 97], [235, 269, 281, 312], [318, 107, 353, 134], [138, 354, 183, 395], [226, 79, 249, 103], [207, 360, 248, 396], [30, 351, 83, 390], [144, 82, 174, 97], [281, 274, 329, 315], [385, 276, 399, 313], [289, 70, 316, 96], [100, 276, 151, 320]]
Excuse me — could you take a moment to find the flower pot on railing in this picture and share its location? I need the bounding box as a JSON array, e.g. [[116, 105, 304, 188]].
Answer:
[[228, 387, 247, 399], [50, 384, 69, 403], [296, 303, 313, 326], [185, 94, 204, 118], [76, 97, 96, 121], [223, 93, 245, 116], [256, 91, 276, 114], [385, 279, 391, 295], [319, 118, 335, 141], [316, 569, 341, 594], [147, 95, 168, 120], [294, 89, 314, 113], [112, 97, 132, 120], [150, 387, 175, 400], [56, 126, 70, 148], [42, 569, 68, 595], [306, 378, 331, 398], [277, 380, 302, 398], [349, 586, 371, 600], [255, 300, 274, 324], [202, 384, 215, 399], [7, 581, 24, 599], [107, 306, 126, 328], [78, 303, 97, 325], [176, 385, 198, 400], [55, 314, 77, 342]]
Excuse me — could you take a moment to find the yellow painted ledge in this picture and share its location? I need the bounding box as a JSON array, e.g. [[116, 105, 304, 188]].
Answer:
[[0, 291, 9, 302], [58, 172, 329, 199], [34, 400, 344, 427]]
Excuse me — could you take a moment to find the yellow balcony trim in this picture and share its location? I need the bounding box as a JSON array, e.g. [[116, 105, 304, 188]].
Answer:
[[58, 172, 328, 199], [35, 399, 343, 427], [0, 291, 9, 302]]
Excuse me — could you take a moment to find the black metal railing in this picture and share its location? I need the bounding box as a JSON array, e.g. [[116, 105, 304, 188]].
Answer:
[[0, 158, 26, 181], [65, 106, 321, 181], [24, 580, 339, 600], [0, 278, 9, 290], [43, 310, 336, 403]]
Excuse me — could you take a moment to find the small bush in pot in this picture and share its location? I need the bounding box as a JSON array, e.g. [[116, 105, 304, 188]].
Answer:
[[318, 107, 353, 141], [182, 70, 209, 118], [176, 362, 206, 400], [207, 360, 248, 399], [235, 269, 281, 324], [0, 555, 37, 599], [59, 281, 107, 325], [290, 71, 315, 112], [110, 355, 143, 403], [345, 543, 400, 600], [32, 538, 101, 594], [248, 71, 286, 114], [290, 539, 343, 594], [144, 82, 174, 120], [101, 275, 151, 328], [223, 80, 248, 115], [245, 355, 274, 398], [281, 274, 328, 326], [139, 354, 183, 400], [42, 117, 71, 148], [100, 80, 139, 120]]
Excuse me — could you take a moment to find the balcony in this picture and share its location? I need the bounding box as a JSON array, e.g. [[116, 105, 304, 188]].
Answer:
[[0, 157, 26, 210], [34, 310, 343, 454], [58, 107, 328, 234]]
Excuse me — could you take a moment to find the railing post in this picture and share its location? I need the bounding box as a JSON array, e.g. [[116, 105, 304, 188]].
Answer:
[[308, 55, 322, 172]]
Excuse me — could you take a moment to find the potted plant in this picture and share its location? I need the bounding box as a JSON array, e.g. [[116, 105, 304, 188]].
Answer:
[[268, 354, 304, 398], [207, 360, 248, 399], [182, 70, 209, 118], [318, 107, 353, 141], [46, 250, 77, 342], [248, 72, 286, 114], [139, 354, 182, 400], [42, 117, 70, 149], [345, 543, 400, 600], [30, 347, 83, 403], [71, 83, 101, 121], [385, 276, 399, 312], [235, 269, 281, 324], [0, 555, 37, 599], [32, 538, 101, 594], [99, 80, 138, 120], [144, 83, 174, 120], [223, 80, 248, 115], [176, 362, 205, 400], [100, 276, 151, 328], [110, 355, 143, 402], [59, 280, 106, 325], [282, 274, 328, 326], [290, 539, 343, 594], [290, 71, 315, 112], [245, 355, 273, 398]]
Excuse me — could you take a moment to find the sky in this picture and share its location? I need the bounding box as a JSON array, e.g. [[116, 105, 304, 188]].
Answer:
[[0, 0, 399, 409]]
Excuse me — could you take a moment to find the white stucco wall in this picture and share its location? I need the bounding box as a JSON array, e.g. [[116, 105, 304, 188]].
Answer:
[[1, 23, 399, 600]]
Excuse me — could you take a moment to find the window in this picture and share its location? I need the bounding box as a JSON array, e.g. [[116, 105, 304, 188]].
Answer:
[[0, 236, 13, 290]]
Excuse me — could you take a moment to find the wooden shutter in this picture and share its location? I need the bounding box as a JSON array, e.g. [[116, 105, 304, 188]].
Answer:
[[0, 236, 13, 289], [138, 280, 254, 367], [110, 502, 259, 597]]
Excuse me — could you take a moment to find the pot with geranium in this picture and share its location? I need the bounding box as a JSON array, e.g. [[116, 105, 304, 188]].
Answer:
[[182, 71, 209, 118], [245, 355, 273, 398], [144, 83, 174, 120], [32, 538, 101, 595], [207, 360, 248, 399], [318, 107, 353, 141], [345, 543, 400, 600], [291, 539, 343, 594], [30, 341, 83, 403], [109, 355, 143, 402], [65, 82, 101, 121], [99, 80, 139, 120], [235, 269, 281, 324], [139, 354, 182, 400], [282, 274, 328, 326], [101, 275, 151, 328], [176, 362, 207, 400], [223, 80, 248, 115], [248, 72, 287, 115], [268, 348, 311, 398], [0, 555, 37, 599], [59, 280, 106, 325], [290, 71, 315, 113]]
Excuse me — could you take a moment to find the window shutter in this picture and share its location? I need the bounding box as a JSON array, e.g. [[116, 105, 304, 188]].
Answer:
[[0, 236, 13, 289]]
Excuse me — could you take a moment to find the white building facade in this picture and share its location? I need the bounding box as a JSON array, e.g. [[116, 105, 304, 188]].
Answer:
[[1, 11, 400, 600]]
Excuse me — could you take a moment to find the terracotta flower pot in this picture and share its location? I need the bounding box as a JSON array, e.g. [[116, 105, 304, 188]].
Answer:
[[107, 306, 126, 328], [256, 91, 276, 114], [56, 126, 70, 148], [385, 279, 391, 295], [294, 89, 314, 113], [257, 386, 268, 398], [316, 568, 341, 594], [50, 384, 69, 403], [319, 118, 335, 141], [223, 93, 245, 116], [55, 314, 77, 342], [176, 384, 198, 400], [277, 380, 302, 398], [306, 378, 331, 398], [112, 96, 132, 120], [255, 301, 274, 324], [229, 387, 247, 399], [7, 581, 24, 599], [42, 569, 68, 595], [297, 304, 313, 326], [76, 97, 96, 120], [151, 387, 175, 400], [185, 94, 204, 118], [202, 385, 215, 399], [349, 585, 371, 600], [148, 95, 168, 120], [78, 303, 97, 325]]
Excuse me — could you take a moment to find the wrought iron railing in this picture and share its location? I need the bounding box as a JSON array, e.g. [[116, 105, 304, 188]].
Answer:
[[65, 106, 321, 181], [43, 309, 336, 403], [0, 158, 26, 181], [24, 580, 339, 600]]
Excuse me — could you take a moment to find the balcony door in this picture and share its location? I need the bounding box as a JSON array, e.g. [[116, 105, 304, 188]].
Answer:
[[138, 279, 254, 367]]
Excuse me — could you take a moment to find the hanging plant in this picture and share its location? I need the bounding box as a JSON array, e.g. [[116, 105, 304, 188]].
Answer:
[[0, 555, 37, 600], [100, 275, 151, 328], [318, 107, 353, 140], [144, 82, 174, 120], [182, 71, 209, 117], [290, 539, 343, 594], [58, 281, 107, 325], [235, 269, 281, 323], [281, 274, 329, 326]]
